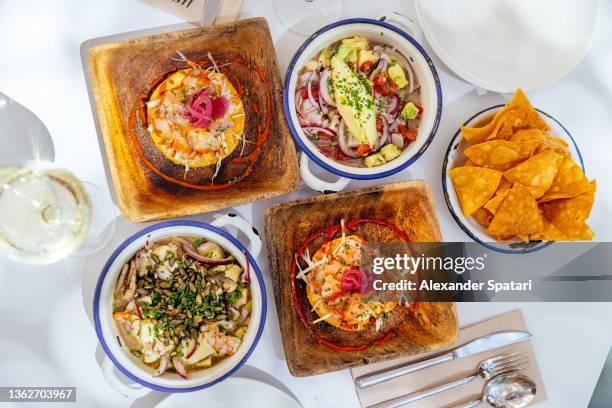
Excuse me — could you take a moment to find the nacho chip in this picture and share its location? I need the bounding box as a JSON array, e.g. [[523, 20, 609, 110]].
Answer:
[[546, 134, 569, 149], [473, 207, 494, 227], [449, 166, 503, 217], [487, 184, 545, 238], [464, 140, 538, 170], [460, 89, 549, 144], [510, 128, 548, 145], [531, 218, 565, 241], [484, 189, 509, 214], [541, 182, 596, 240], [503, 149, 562, 198], [539, 156, 591, 202], [464, 159, 476, 167]]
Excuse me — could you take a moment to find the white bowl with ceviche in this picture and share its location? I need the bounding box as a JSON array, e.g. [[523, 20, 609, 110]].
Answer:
[[93, 215, 265, 396], [284, 17, 442, 192]]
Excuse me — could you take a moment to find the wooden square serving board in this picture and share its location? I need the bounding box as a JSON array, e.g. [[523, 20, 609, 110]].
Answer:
[[265, 180, 459, 376], [84, 18, 299, 222]]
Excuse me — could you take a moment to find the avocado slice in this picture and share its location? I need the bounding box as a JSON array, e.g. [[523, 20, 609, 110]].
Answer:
[[364, 153, 386, 167], [318, 49, 332, 67], [331, 55, 377, 147], [400, 102, 419, 120], [337, 44, 357, 64], [387, 64, 408, 89], [342, 36, 369, 51], [380, 144, 402, 161]]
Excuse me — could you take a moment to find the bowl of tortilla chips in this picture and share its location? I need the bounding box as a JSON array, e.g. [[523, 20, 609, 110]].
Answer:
[[443, 89, 596, 253]]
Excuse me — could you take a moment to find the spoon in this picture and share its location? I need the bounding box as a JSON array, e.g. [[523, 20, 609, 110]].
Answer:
[[455, 373, 536, 408]]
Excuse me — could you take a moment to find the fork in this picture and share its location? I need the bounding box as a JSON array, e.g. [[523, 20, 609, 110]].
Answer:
[[369, 352, 529, 408]]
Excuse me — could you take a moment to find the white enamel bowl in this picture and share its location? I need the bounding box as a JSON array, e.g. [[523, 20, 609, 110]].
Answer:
[[93, 216, 265, 396]]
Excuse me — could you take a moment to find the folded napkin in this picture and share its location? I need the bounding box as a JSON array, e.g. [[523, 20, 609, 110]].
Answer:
[[350, 309, 547, 407], [139, 0, 243, 25]]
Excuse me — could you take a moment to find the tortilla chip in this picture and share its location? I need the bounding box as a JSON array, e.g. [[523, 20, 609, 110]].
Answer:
[[449, 167, 503, 217], [484, 189, 510, 214], [473, 207, 494, 227], [507, 89, 550, 132], [530, 218, 565, 241], [460, 89, 549, 144], [540, 182, 596, 240], [487, 184, 545, 238], [460, 107, 511, 144], [503, 149, 562, 198], [510, 128, 548, 145], [464, 140, 538, 170], [539, 156, 591, 202], [464, 159, 476, 167]]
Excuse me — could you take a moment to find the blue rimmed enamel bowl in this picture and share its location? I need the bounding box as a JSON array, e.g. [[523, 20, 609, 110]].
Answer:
[[93, 218, 266, 394], [442, 105, 585, 254], [283, 18, 442, 190]]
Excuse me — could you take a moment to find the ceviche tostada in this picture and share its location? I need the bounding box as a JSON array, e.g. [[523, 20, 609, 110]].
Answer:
[[146, 53, 246, 177], [295, 36, 422, 168], [112, 235, 251, 379], [293, 218, 417, 350]]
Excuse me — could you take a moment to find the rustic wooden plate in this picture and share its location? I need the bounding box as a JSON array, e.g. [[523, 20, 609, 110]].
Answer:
[[85, 18, 299, 222], [265, 180, 459, 376]]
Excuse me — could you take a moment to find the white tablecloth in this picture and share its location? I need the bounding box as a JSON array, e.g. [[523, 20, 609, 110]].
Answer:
[[1, 0, 612, 407]]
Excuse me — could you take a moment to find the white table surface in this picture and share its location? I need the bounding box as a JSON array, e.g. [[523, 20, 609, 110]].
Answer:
[[1, 1, 612, 407]]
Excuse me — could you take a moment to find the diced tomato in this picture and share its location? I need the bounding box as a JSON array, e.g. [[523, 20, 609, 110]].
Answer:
[[300, 86, 320, 101], [416, 104, 424, 114], [398, 125, 418, 142], [373, 74, 397, 96], [360, 61, 374, 72], [355, 144, 372, 156]]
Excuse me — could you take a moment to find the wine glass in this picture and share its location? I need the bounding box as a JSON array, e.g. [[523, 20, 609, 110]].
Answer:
[[0, 92, 116, 265], [274, 0, 343, 36]]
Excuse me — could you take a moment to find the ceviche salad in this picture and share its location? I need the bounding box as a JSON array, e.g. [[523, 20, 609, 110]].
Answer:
[[112, 236, 251, 379], [295, 36, 422, 167]]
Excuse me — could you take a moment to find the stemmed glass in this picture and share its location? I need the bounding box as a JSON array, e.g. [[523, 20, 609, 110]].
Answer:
[[273, 0, 343, 35], [0, 92, 116, 265]]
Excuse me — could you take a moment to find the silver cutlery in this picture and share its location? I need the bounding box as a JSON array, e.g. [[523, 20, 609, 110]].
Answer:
[[356, 331, 531, 389], [369, 352, 529, 408], [454, 372, 536, 408]]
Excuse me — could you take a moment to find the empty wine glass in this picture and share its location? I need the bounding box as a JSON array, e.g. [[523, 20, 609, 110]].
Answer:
[[274, 0, 343, 35]]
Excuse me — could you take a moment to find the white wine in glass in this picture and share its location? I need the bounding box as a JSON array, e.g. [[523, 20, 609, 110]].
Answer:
[[274, 0, 343, 35], [0, 162, 92, 264]]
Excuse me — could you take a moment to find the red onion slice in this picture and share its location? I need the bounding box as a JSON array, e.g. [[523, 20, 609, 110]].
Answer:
[[186, 340, 197, 359], [134, 302, 143, 320], [319, 69, 336, 107], [172, 356, 188, 379], [307, 81, 319, 110], [369, 58, 388, 81], [337, 120, 360, 158], [177, 238, 235, 266], [341, 267, 367, 293], [301, 124, 337, 138], [154, 355, 169, 377]]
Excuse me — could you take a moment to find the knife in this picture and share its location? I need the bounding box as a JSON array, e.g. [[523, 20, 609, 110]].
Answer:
[[355, 331, 531, 389], [201, 0, 222, 26]]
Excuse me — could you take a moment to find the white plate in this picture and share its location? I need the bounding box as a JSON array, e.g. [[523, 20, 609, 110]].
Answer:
[[415, 0, 597, 92], [155, 377, 302, 408]]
